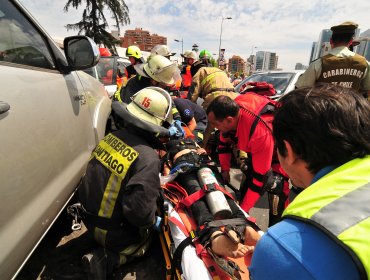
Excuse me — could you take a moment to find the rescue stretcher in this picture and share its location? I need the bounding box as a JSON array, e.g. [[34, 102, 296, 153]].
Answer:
[[158, 179, 264, 280]]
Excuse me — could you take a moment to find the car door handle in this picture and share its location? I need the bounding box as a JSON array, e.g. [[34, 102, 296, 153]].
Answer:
[[0, 101, 10, 114], [74, 95, 87, 105]]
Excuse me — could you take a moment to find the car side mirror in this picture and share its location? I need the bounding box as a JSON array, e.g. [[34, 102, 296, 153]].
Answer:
[[64, 36, 100, 71]]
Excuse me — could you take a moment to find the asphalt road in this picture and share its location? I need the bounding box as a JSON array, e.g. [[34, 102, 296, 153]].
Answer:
[[15, 168, 269, 280]]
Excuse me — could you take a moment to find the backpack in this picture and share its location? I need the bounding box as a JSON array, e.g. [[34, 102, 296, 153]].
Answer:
[[240, 81, 276, 97]]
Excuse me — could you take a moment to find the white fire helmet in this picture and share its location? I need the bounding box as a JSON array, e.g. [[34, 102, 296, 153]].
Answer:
[[126, 87, 173, 126], [135, 55, 181, 85], [150, 45, 176, 57], [181, 50, 197, 60]]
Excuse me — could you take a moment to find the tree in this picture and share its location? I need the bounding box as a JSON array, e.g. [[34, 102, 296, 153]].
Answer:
[[64, 0, 130, 53]]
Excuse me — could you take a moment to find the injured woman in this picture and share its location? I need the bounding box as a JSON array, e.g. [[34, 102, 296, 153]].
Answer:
[[160, 138, 262, 280]]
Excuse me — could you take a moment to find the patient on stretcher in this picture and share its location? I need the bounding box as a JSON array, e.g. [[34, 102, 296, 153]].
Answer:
[[162, 139, 261, 259]]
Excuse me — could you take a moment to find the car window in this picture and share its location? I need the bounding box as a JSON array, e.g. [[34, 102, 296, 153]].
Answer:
[[96, 57, 115, 85], [0, 0, 55, 69], [237, 72, 294, 94]]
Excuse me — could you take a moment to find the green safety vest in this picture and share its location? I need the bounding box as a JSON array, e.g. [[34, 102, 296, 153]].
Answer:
[[283, 156, 370, 280]]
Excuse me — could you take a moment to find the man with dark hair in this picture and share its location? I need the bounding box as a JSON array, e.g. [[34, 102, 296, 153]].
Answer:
[[249, 84, 370, 279], [296, 21, 370, 100], [207, 94, 290, 227]]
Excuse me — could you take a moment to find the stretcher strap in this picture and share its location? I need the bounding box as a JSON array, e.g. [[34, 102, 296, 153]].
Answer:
[[174, 206, 247, 279], [168, 215, 189, 238], [207, 216, 257, 228], [162, 182, 188, 205], [178, 183, 235, 209], [178, 189, 207, 208], [207, 218, 247, 228], [171, 236, 193, 278]]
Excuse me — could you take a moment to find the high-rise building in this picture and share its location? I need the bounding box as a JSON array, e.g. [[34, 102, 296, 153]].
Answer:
[[229, 55, 246, 74], [269, 53, 278, 70], [360, 29, 370, 38], [119, 28, 167, 52], [312, 29, 332, 61], [255, 51, 278, 71], [295, 63, 308, 70], [356, 29, 370, 61], [246, 55, 256, 75], [309, 42, 317, 64]]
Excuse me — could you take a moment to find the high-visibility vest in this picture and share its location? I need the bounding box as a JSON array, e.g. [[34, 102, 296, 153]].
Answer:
[[283, 156, 370, 280], [182, 65, 192, 88]]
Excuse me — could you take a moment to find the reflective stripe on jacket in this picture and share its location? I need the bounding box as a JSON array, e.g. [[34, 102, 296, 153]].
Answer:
[[283, 156, 370, 280], [190, 67, 234, 107], [79, 130, 161, 254], [90, 133, 139, 244]]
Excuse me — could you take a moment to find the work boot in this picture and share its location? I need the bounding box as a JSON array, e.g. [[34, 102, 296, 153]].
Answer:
[[82, 247, 118, 280]]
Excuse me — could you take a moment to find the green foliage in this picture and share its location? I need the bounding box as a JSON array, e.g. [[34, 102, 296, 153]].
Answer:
[[64, 0, 130, 53]]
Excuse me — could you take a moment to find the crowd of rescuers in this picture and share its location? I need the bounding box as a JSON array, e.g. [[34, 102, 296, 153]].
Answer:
[[114, 29, 369, 230], [76, 27, 370, 278], [75, 83, 370, 280]]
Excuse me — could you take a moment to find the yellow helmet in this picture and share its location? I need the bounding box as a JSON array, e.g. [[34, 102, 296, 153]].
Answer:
[[127, 87, 172, 126], [126, 45, 143, 59]]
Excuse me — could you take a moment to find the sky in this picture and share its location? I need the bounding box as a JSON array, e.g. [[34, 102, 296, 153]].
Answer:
[[19, 0, 370, 71]]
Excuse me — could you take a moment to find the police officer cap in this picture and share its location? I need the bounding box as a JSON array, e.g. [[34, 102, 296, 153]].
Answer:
[[330, 21, 358, 34]]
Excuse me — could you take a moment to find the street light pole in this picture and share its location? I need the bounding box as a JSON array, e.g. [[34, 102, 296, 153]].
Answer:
[[251, 46, 257, 55], [174, 38, 183, 63], [218, 16, 232, 67]]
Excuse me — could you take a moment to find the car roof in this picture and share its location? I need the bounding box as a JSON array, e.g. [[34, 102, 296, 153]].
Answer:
[[252, 70, 305, 74]]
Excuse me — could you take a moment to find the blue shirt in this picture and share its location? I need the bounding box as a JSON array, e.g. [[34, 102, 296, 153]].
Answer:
[[249, 166, 360, 280]]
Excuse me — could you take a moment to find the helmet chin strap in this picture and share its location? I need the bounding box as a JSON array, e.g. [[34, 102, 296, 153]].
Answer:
[[112, 101, 170, 138]]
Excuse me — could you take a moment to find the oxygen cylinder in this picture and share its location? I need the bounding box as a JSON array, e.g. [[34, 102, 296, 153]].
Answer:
[[197, 167, 232, 219]]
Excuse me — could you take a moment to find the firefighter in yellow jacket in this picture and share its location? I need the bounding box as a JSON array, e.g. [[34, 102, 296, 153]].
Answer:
[[188, 50, 236, 146], [79, 87, 177, 279]]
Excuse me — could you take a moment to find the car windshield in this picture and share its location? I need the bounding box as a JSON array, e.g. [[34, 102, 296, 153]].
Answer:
[[236, 72, 294, 94]]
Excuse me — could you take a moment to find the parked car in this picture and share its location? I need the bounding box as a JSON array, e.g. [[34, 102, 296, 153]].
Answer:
[[0, 0, 111, 279], [235, 70, 305, 99]]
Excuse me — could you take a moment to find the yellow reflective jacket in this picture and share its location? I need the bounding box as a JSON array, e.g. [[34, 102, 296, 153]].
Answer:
[[190, 67, 235, 109], [284, 156, 370, 279]]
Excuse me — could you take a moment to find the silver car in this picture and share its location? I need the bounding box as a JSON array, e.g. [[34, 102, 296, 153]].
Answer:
[[235, 70, 305, 100], [0, 0, 111, 279]]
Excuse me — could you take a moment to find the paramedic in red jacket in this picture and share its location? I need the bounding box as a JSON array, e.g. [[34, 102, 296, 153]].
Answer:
[[207, 94, 290, 226]]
